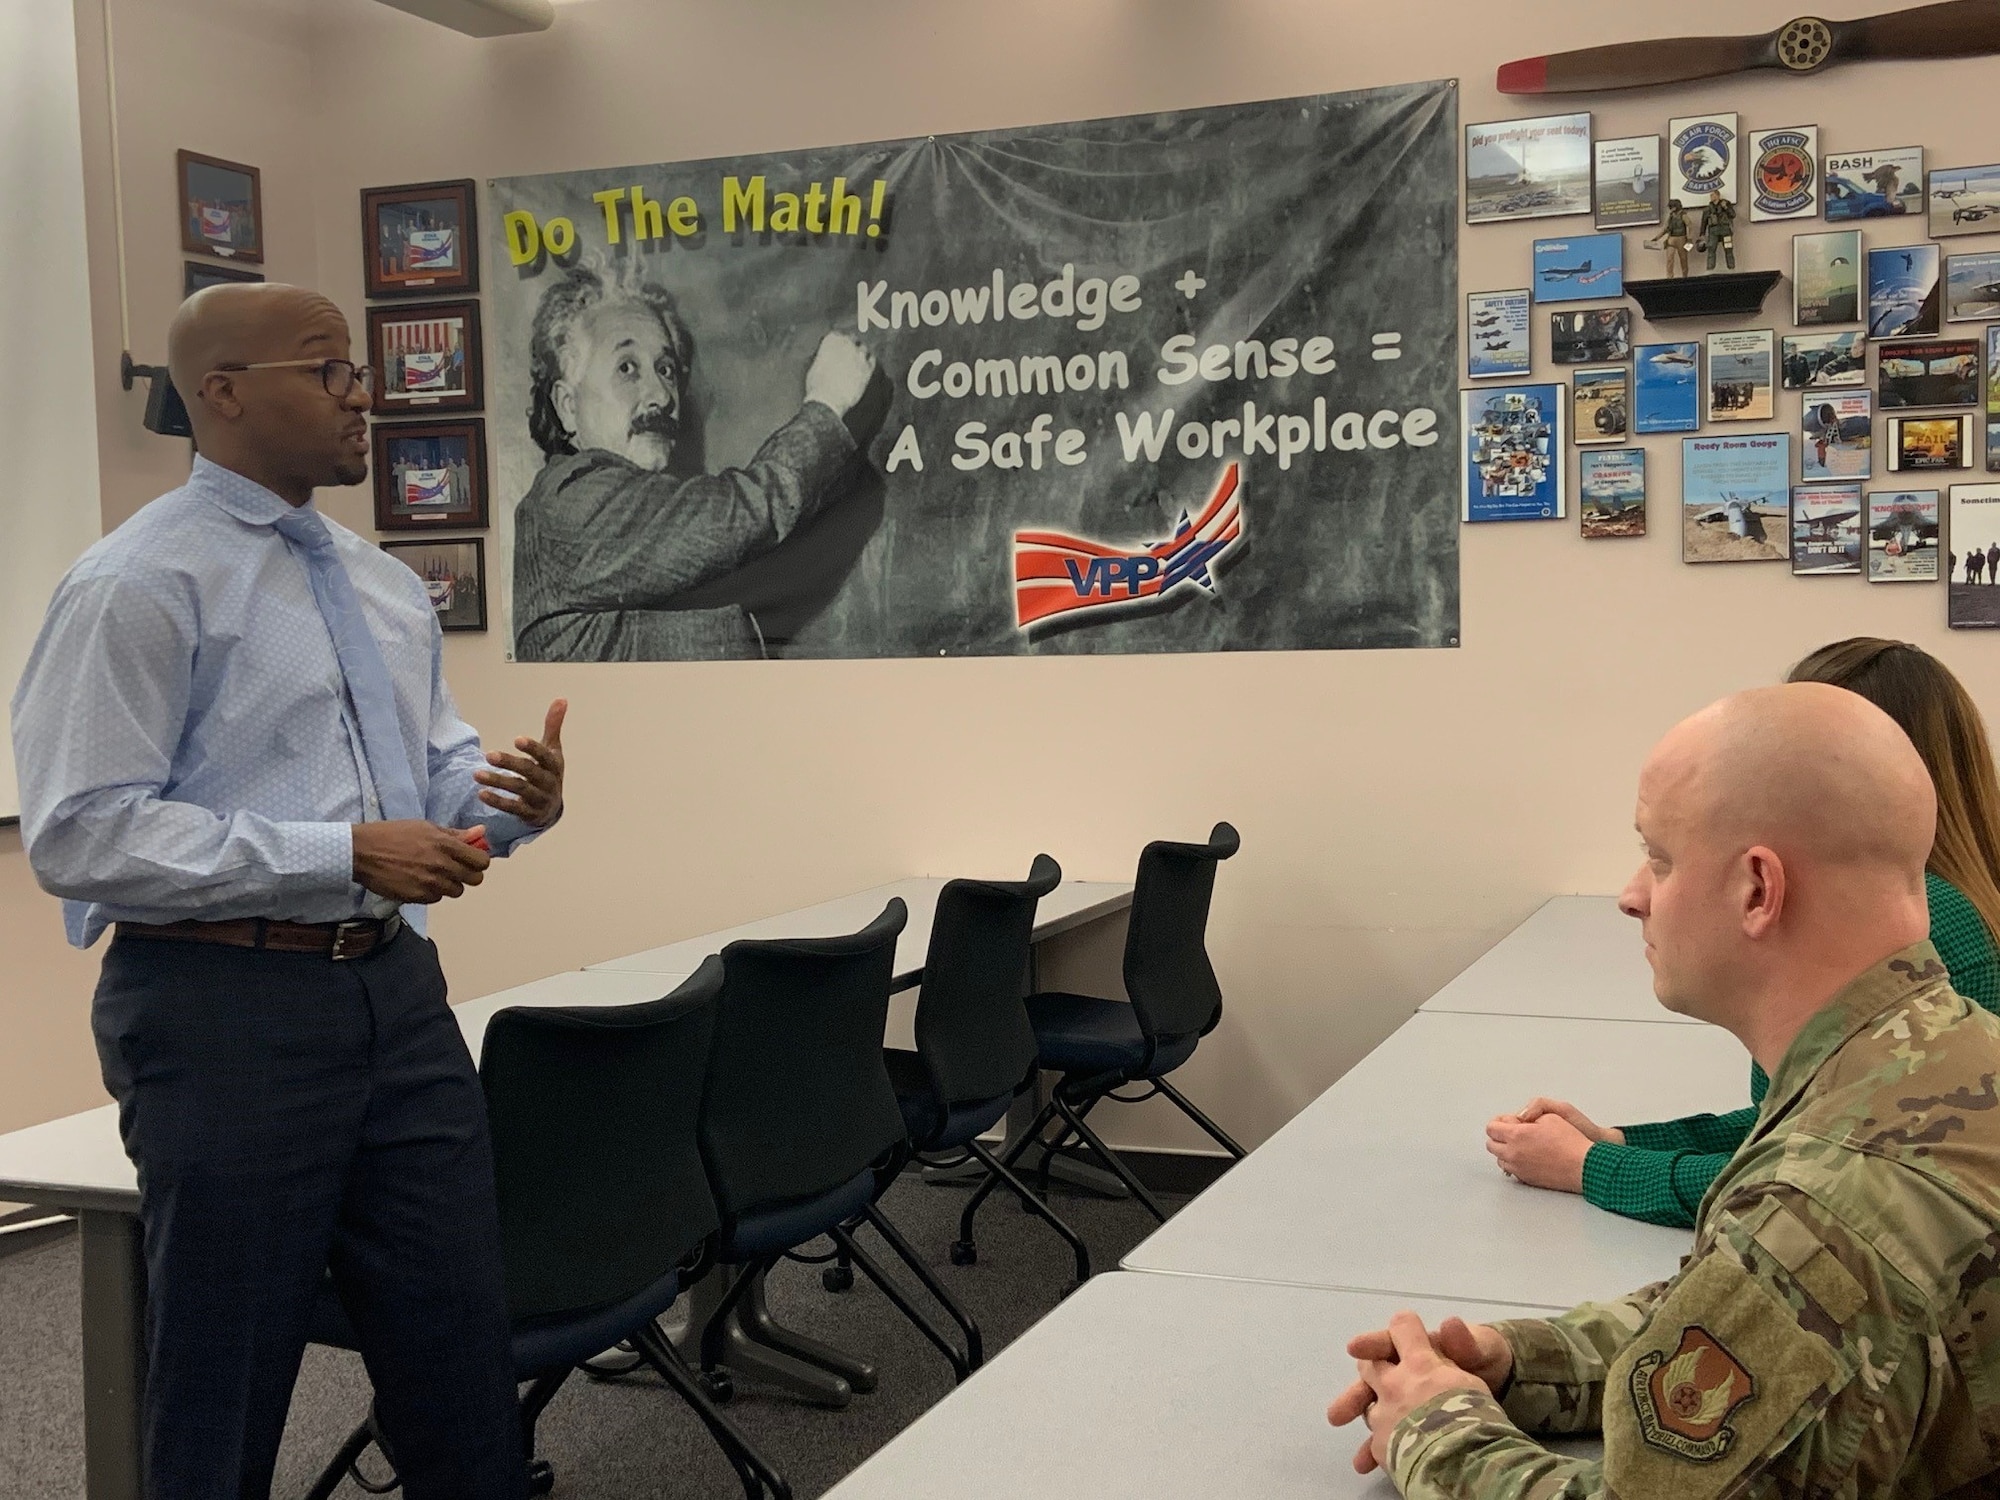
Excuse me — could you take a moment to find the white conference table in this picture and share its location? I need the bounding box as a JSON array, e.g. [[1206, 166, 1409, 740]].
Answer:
[[1121, 1008, 1748, 1310], [588, 877, 1133, 985], [0, 874, 1133, 1500], [823, 1272, 1598, 1500], [1418, 896, 1699, 1026]]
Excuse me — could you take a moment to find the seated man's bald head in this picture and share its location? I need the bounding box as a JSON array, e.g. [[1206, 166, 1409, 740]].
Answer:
[[1627, 681, 1937, 1039], [1647, 682, 1935, 885], [163, 282, 371, 503]]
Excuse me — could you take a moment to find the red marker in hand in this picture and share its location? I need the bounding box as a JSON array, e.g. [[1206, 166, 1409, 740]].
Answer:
[[459, 825, 491, 853]]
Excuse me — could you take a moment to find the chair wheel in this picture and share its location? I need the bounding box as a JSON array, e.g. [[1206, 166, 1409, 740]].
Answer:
[[822, 1263, 855, 1292], [949, 1240, 977, 1266], [526, 1458, 555, 1496], [699, 1369, 735, 1404]]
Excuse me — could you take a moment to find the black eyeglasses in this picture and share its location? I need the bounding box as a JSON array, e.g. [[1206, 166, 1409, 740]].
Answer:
[[210, 358, 376, 398]]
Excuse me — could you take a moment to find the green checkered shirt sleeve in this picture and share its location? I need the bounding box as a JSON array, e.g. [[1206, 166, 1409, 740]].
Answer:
[[1927, 871, 2000, 1014]]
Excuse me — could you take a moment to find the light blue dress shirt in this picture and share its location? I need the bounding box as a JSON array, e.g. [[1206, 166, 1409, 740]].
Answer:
[[11, 457, 538, 948]]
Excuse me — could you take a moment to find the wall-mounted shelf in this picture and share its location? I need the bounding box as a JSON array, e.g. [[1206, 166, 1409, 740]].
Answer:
[[1626, 270, 1783, 322]]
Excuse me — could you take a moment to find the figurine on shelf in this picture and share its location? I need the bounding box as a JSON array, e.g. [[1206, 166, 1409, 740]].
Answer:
[[1699, 190, 1737, 272], [1643, 199, 1692, 278]]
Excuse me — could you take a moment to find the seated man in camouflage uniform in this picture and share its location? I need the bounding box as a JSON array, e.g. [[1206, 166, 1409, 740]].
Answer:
[[1329, 682, 2000, 1498]]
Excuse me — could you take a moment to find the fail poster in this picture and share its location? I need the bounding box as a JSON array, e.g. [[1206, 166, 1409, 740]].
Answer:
[[487, 84, 1460, 662]]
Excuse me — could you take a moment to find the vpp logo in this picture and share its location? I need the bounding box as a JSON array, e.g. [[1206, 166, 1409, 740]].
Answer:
[[1013, 464, 1243, 630]]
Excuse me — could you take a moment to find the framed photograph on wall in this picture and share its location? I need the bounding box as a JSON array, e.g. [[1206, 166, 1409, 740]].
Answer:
[[1929, 164, 2000, 238], [371, 418, 488, 531], [1949, 483, 2000, 623], [1634, 342, 1699, 434], [381, 537, 487, 632], [1867, 490, 1941, 582], [1593, 136, 1661, 229], [1801, 392, 1872, 481], [1465, 114, 1592, 224], [1579, 448, 1645, 538], [1867, 243, 1940, 338], [1706, 329, 1774, 422], [1461, 384, 1565, 521], [1888, 414, 1974, 473], [1781, 331, 1865, 390], [366, 301, 483, 414], [1946, 252, 2000, 323], [1533, 233, 1622, 302], [362, 179, 480, 298], [1790, 483, 1863, 574], [182, 261, 263, 299], [1824, 147, 1924, 221], [1572, 366, 1629, 445], [1878, 339, 1981, 409], [1682, 434, 1789, 564], [1793, 230, 1860, 327], [177, 149, 262, 262], [1990, 326, 2000, 471], [1550, 307, 1630, 365], [1466, 289, 1531, 379]]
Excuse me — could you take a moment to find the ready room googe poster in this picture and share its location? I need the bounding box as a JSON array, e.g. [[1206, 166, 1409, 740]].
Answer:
[[486, 83, 1462, 662]]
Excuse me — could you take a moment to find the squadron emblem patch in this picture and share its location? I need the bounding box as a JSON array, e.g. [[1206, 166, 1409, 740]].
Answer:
[[1629, 1325, 1756, 1461]]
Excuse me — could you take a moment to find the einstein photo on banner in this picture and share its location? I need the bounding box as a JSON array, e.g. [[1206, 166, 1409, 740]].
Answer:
[[487, 81, 1460, 662]]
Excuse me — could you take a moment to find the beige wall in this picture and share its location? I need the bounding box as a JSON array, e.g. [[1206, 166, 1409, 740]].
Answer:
[[8, 0, 2000, 1149]]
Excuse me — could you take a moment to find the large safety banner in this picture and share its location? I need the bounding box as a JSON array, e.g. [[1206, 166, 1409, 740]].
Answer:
[[488, 81, 1460, 661]]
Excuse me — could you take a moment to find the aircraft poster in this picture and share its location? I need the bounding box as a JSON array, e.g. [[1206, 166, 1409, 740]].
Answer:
[[1634, 343, 1699, 434], [1928, 162, 2000, 238], [1706, 330, 1776, 423], [486, 83, 1461, 662], [1465, 113, 1591, 224], [1579, 449, 1645, 539], [1466, 289, 1530, 379], [1945, 252, 2000, 323], [1791, 483, 1863, 575], [1682, 434, 1789, 564], [1532, 234, 1622, 303], [1868, 490, 1940, 582], [1801, 393, 1872, 482]]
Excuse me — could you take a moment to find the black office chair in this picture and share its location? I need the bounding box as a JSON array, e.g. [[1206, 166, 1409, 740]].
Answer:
[[303, 960, 789, 1500], [960, 823, 1244, 1237], [694, 899, 980, 1405], [869, 855, 1093, 1289]]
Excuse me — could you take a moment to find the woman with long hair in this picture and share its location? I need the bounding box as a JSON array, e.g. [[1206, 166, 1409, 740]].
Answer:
[[1489, 637, 2000, 1227]]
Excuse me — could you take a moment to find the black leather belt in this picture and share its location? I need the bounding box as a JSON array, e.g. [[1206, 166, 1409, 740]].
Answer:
[[113, 914, 404, 961]]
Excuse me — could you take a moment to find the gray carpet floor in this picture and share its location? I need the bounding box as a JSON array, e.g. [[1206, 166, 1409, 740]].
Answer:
[[0, 1170, 1180, 1498]]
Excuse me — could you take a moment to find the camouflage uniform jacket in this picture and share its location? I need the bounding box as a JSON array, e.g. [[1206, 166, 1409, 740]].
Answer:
[[1388, 942, 2000, 1499]]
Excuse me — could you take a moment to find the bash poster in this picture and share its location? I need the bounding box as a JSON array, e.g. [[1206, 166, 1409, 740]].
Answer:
[[487, 84, 1461, 662]]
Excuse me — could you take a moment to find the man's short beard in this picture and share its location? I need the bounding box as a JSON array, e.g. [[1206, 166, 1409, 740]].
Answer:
[[331, 456, 370, 487]]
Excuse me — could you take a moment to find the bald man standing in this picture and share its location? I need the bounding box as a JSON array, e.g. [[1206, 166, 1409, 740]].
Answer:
[[11, 285, 562, 1498], [1329, 684, 2000, 1497]]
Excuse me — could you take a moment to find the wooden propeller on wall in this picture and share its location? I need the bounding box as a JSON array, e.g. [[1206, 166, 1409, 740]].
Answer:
[[1497, 0, 2000, 93]]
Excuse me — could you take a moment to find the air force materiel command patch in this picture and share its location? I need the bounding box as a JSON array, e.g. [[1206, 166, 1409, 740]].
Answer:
[[1629, 1326, 1756, 1461]]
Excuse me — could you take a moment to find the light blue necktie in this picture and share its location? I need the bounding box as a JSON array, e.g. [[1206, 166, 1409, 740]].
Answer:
[[273, 507, 425, 824]]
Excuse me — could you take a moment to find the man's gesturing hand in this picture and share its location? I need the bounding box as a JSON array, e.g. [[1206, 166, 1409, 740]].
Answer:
[[352, 820, 491, 904], [804, 331, 878, 418], [474, 698, 566, 829], [1327, 1314, 1506, 1474], [1485, 1096, 1622, 1193]]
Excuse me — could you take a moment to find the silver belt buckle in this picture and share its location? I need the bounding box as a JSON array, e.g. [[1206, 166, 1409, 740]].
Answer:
[[330, 920, 372, 962]]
